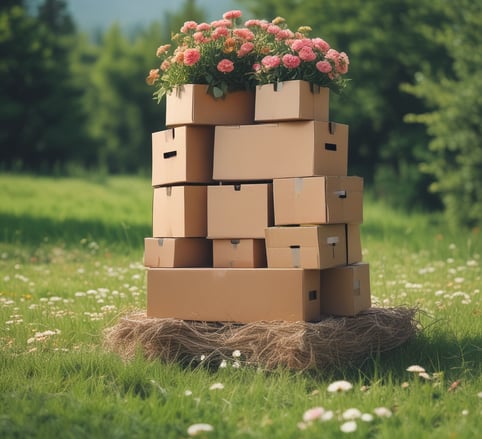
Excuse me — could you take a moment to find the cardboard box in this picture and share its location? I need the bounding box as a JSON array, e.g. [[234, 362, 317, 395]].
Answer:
[[207, 183, 274, 238], [147, 268, 321, 323], [152, 126, 214, 186], [165, 84, 255, 126], [213, 121, 348, 181], [346, 224, 362, 264], [265, 225, 347, 269], [319, 262, 371, 316], [152, 185, 207, 237], [144, 237, 212, 267], [255, 80, 329, 122], [213, 239, 267, 268], [274, 176, 363, 225]]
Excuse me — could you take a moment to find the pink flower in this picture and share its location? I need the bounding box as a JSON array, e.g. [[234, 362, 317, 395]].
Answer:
[[244, 19, 266, 28], [261, 55, 281, 69], [211, 19, 232, 28], [291, 38, 313, 52], [223, 10, 242, 20], [276, 29, 295, 40], [160, 60, 171, 71], [183, 48, 201, 66], [146, 69, 159, 85], [237, 42, 254, 57], [212, 26, 229, 40], [180, 21, 197, 33], [196, 22, 211, 32], [233, 28, 254, 41], [193, 32, 210, 44], [316, 60, 332, 73], [267, 24, 281, 34], [156, 44, 171, 57], [252, 63, 261, 72], [298, 46, 317, 61], [325, 49, 340, 63], [337, 51, 350, 74], [217, 59, 234, 73], [312, 37, 330, 53], [282, 54, 301, 69]]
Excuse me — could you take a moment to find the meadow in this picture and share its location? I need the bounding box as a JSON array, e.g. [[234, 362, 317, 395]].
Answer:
[[0, 174, 480, 438]]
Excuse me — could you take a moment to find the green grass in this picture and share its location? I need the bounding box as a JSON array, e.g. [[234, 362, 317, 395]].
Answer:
[[0, 174, 481, 438]]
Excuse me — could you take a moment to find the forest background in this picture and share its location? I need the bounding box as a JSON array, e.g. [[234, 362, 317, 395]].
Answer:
[[1, 0, 481, 228]]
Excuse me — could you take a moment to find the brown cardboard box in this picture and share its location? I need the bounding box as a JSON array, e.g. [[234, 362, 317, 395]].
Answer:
[[152, 126, 214, 186], [144, 237, 212, 267], [265, 225, 347, 269], [152, 185, 207, 237], [213, 121, 348, 181], [207, 183, 274, 238], [213, 239, 267, 268], [255, 80, 329, 122], [346, 224, 362, 264], [319, 262, 371, 316], [165, 85, 255, 126], [274, 176, 363, 225], [147, 268, 321, 322]]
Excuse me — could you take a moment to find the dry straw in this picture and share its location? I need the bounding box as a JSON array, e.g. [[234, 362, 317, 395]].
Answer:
[[104, 307, 419, 371]]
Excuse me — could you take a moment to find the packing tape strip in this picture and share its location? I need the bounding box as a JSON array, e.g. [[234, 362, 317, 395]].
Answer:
[[290, 246, 301, 268], [353, 279, 361, 296], [294, 177, 303, 195]]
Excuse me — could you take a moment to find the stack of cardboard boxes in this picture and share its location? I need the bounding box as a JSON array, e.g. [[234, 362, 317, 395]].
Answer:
[[145, 81, 371, 324]]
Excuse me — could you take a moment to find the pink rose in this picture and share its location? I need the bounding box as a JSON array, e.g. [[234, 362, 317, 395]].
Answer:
[[276, 29, 295, 40], [193, 31, 210, 43], [267, 24, 281, 34], [316, 60, 332, 73], [252, 63, 261, 72], [337, 52, 350, 74], [223, 10, 242, 20], [298, 46, 317, 62], [211, 19, 232, 28], [183, 48, 201, 66], [282, 54, 301, 69], [217, 59, 234, 73], [261, 55, 281, 69]]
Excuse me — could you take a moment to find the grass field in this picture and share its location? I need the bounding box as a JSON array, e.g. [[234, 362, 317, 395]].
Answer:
[[0, 174, 480, 438]]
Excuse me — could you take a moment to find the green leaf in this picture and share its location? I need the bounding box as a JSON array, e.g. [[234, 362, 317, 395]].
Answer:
[[212, 86, 224, 99]]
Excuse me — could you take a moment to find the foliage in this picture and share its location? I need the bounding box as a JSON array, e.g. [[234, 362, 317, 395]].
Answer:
[[402, 0, 482, 228]]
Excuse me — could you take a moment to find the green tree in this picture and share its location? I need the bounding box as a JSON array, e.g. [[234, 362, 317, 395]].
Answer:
[[403, 0, 482, 228], [0, 0, 88, 172]]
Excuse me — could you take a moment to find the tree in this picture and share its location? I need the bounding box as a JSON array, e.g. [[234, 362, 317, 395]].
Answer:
[[0, 0, 88, 172], [403, 0, 482, 228]]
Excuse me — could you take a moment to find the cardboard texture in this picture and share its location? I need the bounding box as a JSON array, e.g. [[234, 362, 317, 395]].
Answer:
[[207, 183, 274, 238], [147, 268, 321, 323], [213, 121, 348, 181], [346, 224, 362, 264], [213, 239, 267, 268], [152, 185, 207, 237], [319, 262, 371, 316], [144, 237, 212, 268], [274, 176, 363, 225], [152, 126, 214, 187], [255, 80, 329, 122], [165, 85, 255, 126], [265, 225, 347, 269]]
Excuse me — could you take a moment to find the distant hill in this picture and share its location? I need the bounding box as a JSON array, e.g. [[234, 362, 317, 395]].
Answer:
[[66, 0, 244, 33]]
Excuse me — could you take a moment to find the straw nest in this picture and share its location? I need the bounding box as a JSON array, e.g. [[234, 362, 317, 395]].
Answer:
[[104, 307, 419, 371]]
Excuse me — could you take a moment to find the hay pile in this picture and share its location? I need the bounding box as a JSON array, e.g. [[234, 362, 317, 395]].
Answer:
[[104, 307, 419, 371]]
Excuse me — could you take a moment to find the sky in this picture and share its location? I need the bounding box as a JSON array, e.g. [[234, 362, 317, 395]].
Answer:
[[65, 0, 244, 33]]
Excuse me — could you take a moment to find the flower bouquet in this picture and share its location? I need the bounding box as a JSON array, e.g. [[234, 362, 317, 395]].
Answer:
[[146, 11, 350, 101]]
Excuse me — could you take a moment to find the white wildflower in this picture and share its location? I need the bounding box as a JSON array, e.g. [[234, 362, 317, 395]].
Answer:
[[360, 413, 374, 422], [232, 349, 241, 358], [209, 382, 224, 390], [187, 423, 214, 436], [373, 407, 392, 418], [342, 408, 362, 420], [327, 380, 353, 393], [340, 421, 357, 433], [406, 365, 426, 373], [302, 407, 325, 422]]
